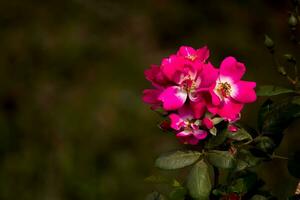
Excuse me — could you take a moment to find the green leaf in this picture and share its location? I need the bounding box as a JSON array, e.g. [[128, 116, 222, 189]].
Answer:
[[287, 151, 300, 178], [229, 178, 248, 194], [155, 150, 201, 170], [186, 160, 214, 200], [226, 128, 252, 141], [261, 97, 300, 135], [209, 127, 217, 136], [251, 195, 268, 200], [229, 172, 257, 194], [169, 187, 187, 200], [212, 187, 226, 196], [207, 150, 235, 169], [258, 97, 300, 149], [258, 99, 273, 131], [256, 85, 294, 96], [255, 136, 275, 154], [212, 117, 223, 125], [235, 149, 261, 171], [205, 130, 227, 149], [145, 192, 166, 200]]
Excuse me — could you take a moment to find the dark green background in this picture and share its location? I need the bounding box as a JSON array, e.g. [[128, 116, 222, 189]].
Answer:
[[0, 0, 299, 199]]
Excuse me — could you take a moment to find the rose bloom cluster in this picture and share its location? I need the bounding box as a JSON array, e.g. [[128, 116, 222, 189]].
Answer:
[[142, 46, 256, 145]]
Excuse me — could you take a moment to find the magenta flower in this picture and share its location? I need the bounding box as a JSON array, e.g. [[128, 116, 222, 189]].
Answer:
[[142, 46, 257, 145], [169, 106, 208, 145], [211, 57, 257, 121], [176, 46, 209, 63], [143, 46, 212, 111], [158, 50, 208, 110]]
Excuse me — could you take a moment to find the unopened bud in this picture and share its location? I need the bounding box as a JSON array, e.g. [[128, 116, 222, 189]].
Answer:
[[278, 66, 287, 76], [284, 54, 296, 63], [264, 35, 275, 50], [158, 120, 171, 132], [289, 14, 298, 27]]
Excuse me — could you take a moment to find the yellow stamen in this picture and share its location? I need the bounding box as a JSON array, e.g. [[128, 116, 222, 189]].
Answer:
[[186, 55, 197, 61], [217, 82, 232, 98]]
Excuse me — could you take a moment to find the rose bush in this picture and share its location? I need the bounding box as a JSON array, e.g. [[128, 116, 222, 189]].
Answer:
[[143, 44, 300, 199]]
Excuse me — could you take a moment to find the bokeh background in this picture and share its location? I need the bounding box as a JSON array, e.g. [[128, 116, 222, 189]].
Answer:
[[0, 0, 300, 199]]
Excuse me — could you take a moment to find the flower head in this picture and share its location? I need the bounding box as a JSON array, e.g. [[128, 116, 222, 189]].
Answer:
[[211, 57, 257, 121], [142, 46, 257, 144], [169, 106, 208, 145]]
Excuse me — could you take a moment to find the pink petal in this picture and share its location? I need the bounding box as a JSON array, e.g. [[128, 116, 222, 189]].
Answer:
[[232, 81, 257, 103], [173, 64, 197, 85], [178, 105, 194, 120], [199, 62, 219, 88], [169, 114, 185, 131], [158, 86, 187, 110], [217, 100, 244, 121], [161, 55, 185, 81], [190, 100, 206, 119], [177, 46, 197, 57], [187, 137, 200, 145], [176, 130, 192, 137], [193, 129, 208, 140], [196, 46, 210, 62], [176, 131, 199, 145], [144, 65, 168, 88], [209, 88, 221, 105], [220, 57, 245, 82], [144, 65, 160, 82], [207, 104, 218, 115], [142, 89, 161, 104], [202, 118, 214, 129]]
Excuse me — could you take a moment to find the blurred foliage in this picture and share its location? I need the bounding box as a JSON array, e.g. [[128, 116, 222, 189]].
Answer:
[[0, 0, 299, 199]]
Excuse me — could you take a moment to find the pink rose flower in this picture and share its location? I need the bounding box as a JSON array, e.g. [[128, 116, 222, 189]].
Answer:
[[169, 106, 208, 145], [143, 46, 216, 114], [211, 57, 257, 121], [142, 46, 257, 145]]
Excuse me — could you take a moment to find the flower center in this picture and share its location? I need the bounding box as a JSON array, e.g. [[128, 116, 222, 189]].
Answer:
[[217, 82, 232, 98], [185, 55, 197, 61], [181, 78, 196, 93], [184, 119, 198, 130]]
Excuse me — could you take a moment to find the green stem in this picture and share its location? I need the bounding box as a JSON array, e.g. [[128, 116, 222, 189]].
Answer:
[[271, 154, 289, 160]]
